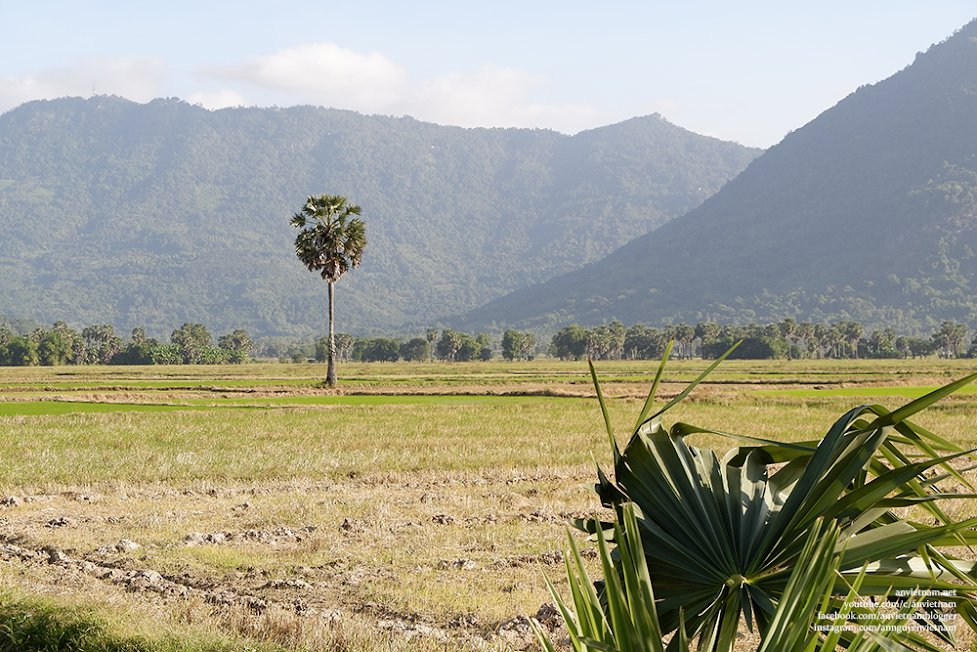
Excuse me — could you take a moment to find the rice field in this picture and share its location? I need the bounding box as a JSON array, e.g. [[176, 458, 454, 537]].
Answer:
[[0, 357, 975, 651]]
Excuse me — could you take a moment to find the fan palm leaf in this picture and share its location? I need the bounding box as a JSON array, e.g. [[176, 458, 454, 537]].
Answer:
[[535, 506, 919, 652], [582, 346, 977, 652]]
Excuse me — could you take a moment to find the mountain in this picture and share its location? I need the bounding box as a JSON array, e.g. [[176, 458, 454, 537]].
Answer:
[[0, 99, 759, 338], [457, 18, 977, 336]]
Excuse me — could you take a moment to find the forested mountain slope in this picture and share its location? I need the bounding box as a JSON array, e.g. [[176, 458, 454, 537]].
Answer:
[[0, 99, 758, 337], [458, 18, 977, 335]]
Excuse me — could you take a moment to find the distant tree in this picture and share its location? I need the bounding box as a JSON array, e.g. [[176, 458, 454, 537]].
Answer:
[[476, 333, 492, 361], [932, 321, 968, 358], [895, 335, 911, 358], [695, 322, 721, 354], [3, 336, 39, 366], [702, 333, 787, 360], [351, 337, 368, 361], [218, 329, 253, 364], [436, 329, 465, 361], [82, 324, 124, 364], [673, 322, 695, 359], [455, 333, 484, 362], [810, 323, 827, 358], [291, 194, 366, 386], [316, 333, 355, 363], [866, 328, 899, 358], [840, 320, 864, 359], [400, 337, 430, 362], [587, 322, 626, 360], [824, 323, 845, 358], [48, 322, 81, 364], [113, 333, 160, 365], [587, 325, 612, 360], [171, 322, 211, 364], [608, 321, 627, 358], [335, 333, 356, 362], [778, 317, 796, 342], [38, 330, 71, 366], [200, 346, 231, 365], [314, 337, 327, 363], [502, 329, 536, 361], [793, 321, 814, 357], [501, 329, 522, 361], [28, 327, 46, 345], [131, 327, 147, 345], [624, 324, 666, 360], [906, 336, 935, 359], [550, 324, 588, 361], [151, 344, 184, 365], [519, 331, 537, 360], [362, 338, 400, 362], [426, 328, 439, 362]]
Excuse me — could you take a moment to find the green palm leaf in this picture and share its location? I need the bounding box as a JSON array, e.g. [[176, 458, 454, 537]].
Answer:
[[584, 350, 977, 652]]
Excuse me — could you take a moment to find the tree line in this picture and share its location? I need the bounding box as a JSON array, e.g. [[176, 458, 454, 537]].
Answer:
[[2, 317, 974, 367], [548, 319, 975, 360], [0, 321, 253, 367]]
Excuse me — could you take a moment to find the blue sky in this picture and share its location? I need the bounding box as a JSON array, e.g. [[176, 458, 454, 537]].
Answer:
[[1, 1, 973, 147]]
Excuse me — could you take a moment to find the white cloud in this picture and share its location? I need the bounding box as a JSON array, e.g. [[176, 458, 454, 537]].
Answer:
[[199, 42, 409, 110], [0, 44, 600, 134], [201, 43, 599, 133], [187, 88, 248, 110], [0, 57, 165, 113], [403, 64, 600, 132]]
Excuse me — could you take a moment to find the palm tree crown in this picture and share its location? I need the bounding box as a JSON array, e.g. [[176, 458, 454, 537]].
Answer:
[[290, 195, 366, 282]]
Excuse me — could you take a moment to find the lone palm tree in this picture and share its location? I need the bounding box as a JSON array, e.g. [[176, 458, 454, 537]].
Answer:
[[290, 194, 366, 386]]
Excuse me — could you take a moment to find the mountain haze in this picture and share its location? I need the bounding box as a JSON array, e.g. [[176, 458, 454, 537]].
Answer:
[[0, 100, 759, 338], [458, 18, 977, 335]]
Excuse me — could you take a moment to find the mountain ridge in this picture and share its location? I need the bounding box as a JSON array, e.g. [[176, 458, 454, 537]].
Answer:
[[454, 17, 977, 335], [0, 100, 760, 338]]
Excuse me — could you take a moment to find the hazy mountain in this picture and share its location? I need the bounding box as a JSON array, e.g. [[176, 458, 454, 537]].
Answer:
[[0, 99, 759, 338], [457, 18, 977, 335]]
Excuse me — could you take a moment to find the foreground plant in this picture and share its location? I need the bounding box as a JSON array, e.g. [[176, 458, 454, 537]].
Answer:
[[577, 343, 977, 652], [534, 506, 919, 652]]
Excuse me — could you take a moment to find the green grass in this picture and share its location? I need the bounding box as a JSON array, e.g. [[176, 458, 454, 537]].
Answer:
[[0, 402, 212, 416], [0, 587, 271, 652], [759, 384, 977, 398], [0, 394, 549, 417]]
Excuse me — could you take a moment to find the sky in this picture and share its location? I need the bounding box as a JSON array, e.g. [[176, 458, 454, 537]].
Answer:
[[1, 2, 974, 148]]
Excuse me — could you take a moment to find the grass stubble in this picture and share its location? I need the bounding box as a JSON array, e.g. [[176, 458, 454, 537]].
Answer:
[[0, 359, 975, 651]]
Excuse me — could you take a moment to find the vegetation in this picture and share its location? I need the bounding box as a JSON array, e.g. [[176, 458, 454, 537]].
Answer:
[[501, 329, 537, 361], [549, 318, 973, 361], [536, 509, 921, 652], [576, 347, 977, 651], [0, 320, 254, 367], [3, 311, 977, 368], [458, 18, 977, 335], [0, 98, 758, 337], [290, 194, 367, 385]]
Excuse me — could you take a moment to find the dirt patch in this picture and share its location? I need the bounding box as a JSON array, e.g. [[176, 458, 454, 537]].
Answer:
[[0, 469, 607, 650]]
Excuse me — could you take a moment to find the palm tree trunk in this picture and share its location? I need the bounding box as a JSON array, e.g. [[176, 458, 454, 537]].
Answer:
[[327, 280, 337, 386]]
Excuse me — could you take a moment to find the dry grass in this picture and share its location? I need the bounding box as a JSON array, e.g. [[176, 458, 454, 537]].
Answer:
[[1, 358, 976, 651]]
